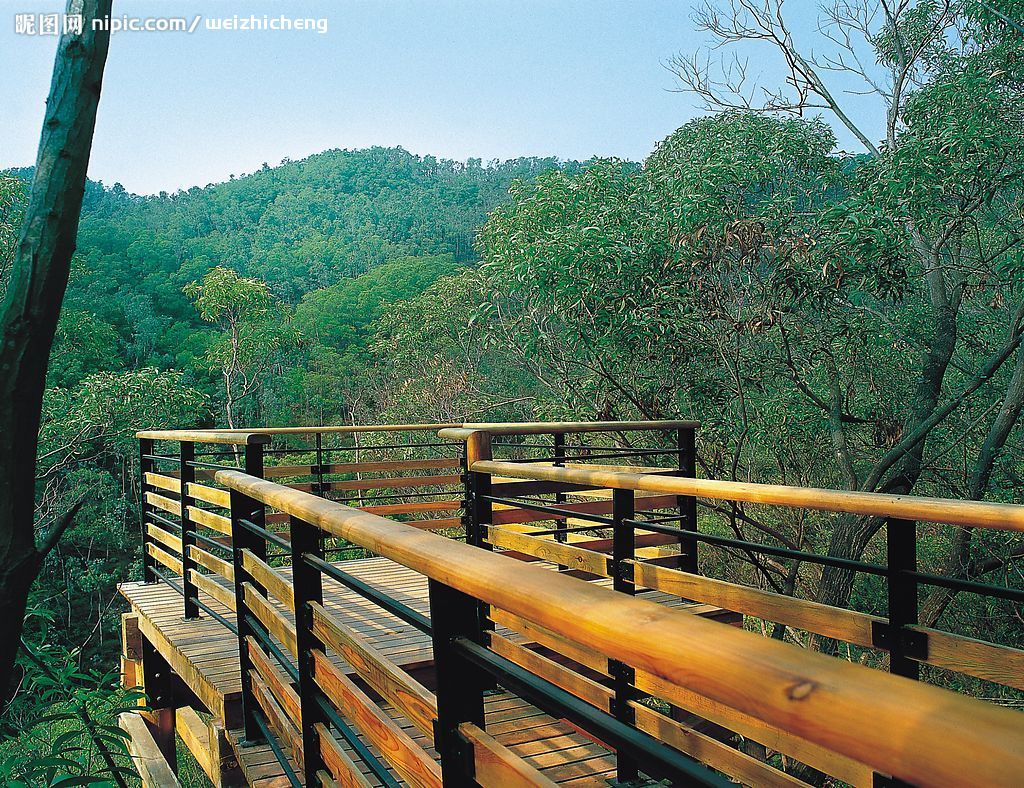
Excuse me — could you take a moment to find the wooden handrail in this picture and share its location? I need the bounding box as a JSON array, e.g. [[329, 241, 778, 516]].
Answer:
[[136, 429, 271, 445], [213, 468, 1024, 787], [472, 460, 1024, 532], [440, 420, 698, 439], [213, 423, 460, 435]]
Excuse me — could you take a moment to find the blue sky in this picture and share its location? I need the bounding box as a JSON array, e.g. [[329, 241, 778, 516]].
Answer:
[[1, 0, 865, 195]]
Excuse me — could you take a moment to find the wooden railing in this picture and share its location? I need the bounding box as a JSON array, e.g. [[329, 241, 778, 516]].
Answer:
[[133, 420, 1024, 786], [209, 464, 1024, 787]]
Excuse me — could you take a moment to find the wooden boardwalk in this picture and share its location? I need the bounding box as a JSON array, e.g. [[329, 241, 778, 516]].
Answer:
[[120, 555, 738, 786]]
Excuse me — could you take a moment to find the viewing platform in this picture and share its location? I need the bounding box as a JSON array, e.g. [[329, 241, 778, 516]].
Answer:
[[117, 422, 1024, 787]]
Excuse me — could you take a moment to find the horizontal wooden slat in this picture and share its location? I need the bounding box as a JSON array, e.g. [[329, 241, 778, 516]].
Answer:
[[187, 483, 231, 508], [247, 636, 301, 726], [326, 474, 461, 492], [215, 467, 1024, 788], [310, 603, 437, 738], [316, 722, 372, 788], [634, 669, 872, 785], [249, 671, 303, 772], [407, 517, 463, 531], [187, 506, 232, 535], [263, 465, 315, 478], [146, 542, 183, 576], [146, 524, 182, 555], [485, 527, 609, 576], [487, 632, 612, 711], [243, 583, 298, 658], [145, 472, 181, 494], [632, 561, 878, 647], [358, 500, 463, 516], [491, 494, 678, 526], [188, 545, 234, 583], [241, 549, 295, 609], [916, 627, 1024, 691], [459, 722, 557, 787], [326, 457, 463, 474], [188, 569, 235, 611], [632, 704, 807, 788], [312, 649, 442, 788], [145, 491, 181, 517], [490, 608, 608, 676]]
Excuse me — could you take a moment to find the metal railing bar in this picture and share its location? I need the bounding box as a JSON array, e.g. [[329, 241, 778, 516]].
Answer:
[[314, 694, 402, 788], [244, 613, 300, 684], [482, 495, 614, 526], [237, 517, 292, 551], [145, 512, 183, 532], [142, 453, 180, 463], [250, 710, 302, 788], [303, 553, 432, 634], [187, 596, 239, 635], [624, 518, 888, 576], [453, 637, 730, 787], [907, 570, 1024, 604]]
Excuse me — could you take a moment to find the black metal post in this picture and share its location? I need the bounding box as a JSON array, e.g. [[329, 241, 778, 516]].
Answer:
[[315, 433, 326, 555], [676, 427, 698, 574], [180, 441, 199, 619], [610, 488, 638, 783], [244, 443, 267, 562], [314, 433, 325, 496], [885, 518, 922, 680], [428, 579, 488, 786], [467, 469, 492, 550], [232, 441, 267, 743], [291, 515, 326, 786], [139, 437, 156, 583], [553, 432, 567, 546]]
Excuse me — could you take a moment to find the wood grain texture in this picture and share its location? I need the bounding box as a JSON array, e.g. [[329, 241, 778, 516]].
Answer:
[[312, 649, 442, 788], [310, 602, 437, 738], [472, 460, 1024, 531], [459, 722, 558, 787], [216, 468, 1024, 788], [119, 712, 183, 788], [632, 560, 878, 647]]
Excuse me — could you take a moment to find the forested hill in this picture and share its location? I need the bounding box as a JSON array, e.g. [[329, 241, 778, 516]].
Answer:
[[14, 147, 573, 373]]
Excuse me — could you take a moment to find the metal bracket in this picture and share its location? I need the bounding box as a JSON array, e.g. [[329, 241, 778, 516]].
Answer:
[[606, 558, 635, 583], [871, 621, 929, 660], [432, 719, 476, 781]]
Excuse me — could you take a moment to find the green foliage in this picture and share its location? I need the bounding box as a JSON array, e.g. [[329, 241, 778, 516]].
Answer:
[[1, 615, 146, 786]]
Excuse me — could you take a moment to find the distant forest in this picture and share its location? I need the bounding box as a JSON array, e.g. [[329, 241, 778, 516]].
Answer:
[[0, 147, 579, 680]]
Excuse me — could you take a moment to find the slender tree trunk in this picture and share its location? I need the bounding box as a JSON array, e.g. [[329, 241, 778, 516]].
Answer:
[[815, 257, 959, 630], [0, 0, 112, 701]]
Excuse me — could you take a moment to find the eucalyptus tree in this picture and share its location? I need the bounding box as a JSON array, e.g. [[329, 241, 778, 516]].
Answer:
[[0, 0, 113, 700]]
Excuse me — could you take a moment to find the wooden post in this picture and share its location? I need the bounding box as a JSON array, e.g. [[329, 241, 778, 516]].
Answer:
[[140, 635, 177, 773]]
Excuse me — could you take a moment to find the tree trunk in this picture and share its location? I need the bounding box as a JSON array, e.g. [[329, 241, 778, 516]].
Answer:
[[0, 0, 112, 701], [814, 256, 959, 634]]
